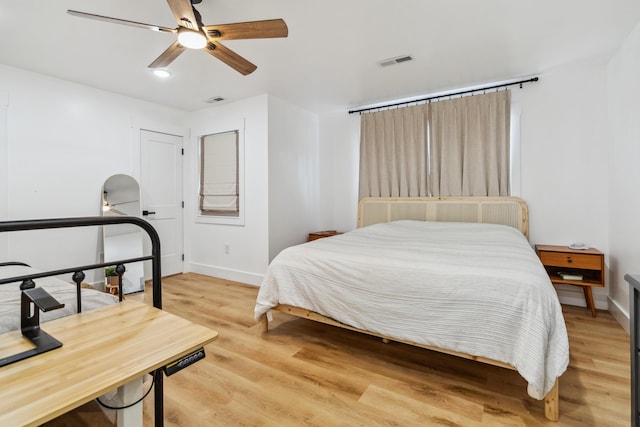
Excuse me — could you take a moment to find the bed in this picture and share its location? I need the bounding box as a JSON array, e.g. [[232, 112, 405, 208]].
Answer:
[[0, 263, 119, 334], [255, 196, 569, 421]]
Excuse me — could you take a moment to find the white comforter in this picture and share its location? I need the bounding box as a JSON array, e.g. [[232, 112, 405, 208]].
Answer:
[[0, 264, 118, 334], [255, 220, 569, 400]]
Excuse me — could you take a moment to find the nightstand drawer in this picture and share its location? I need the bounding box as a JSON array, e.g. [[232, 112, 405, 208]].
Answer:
[[538, 251, 601, 270]]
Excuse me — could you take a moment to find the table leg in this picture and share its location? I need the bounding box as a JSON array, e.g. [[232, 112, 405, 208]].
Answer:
[[583, 286, 596, 318], [117, 377, 143, 427], [544, 378, 559, 421]]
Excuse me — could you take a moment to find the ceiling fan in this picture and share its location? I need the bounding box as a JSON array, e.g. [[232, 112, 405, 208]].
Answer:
[[67, 0, 288, 75]]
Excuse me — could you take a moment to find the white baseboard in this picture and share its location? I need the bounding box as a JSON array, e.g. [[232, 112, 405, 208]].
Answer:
[[555, 286, 608, 310], [607, 296, 630, 334], [187, 262, 263, 286]]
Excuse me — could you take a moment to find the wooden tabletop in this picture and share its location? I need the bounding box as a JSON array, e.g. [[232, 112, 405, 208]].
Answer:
[[534, 244, 603, 255], [0, 300, 218, 426]]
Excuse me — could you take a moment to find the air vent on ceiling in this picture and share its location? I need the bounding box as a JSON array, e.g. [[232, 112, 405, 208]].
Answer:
[[377, 55, 413, 67], [204, 96, 225, 104]]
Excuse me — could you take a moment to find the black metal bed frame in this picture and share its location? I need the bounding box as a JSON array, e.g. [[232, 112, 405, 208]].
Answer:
[[0, 216, 165, 427]]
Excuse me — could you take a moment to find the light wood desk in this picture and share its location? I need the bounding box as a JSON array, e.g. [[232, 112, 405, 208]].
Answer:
[[0, 300, 218, 426]]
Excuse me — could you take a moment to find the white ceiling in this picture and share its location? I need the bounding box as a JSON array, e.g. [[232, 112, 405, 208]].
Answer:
[[1, 0, 639, 114]]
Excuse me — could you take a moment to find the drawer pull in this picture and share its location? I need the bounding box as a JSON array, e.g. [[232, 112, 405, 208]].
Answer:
[[567, 257, 572, 264]]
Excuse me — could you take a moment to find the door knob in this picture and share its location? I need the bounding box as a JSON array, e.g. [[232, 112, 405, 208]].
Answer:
[[142, 210, 156, 216]]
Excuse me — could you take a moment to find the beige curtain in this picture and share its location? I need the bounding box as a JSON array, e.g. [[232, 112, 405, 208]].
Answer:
[[358, 104, 429, 200], [429, 90, 510, 197]]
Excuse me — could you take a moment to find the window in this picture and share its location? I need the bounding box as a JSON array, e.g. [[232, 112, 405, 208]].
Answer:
[[199, 130, 239, 217]]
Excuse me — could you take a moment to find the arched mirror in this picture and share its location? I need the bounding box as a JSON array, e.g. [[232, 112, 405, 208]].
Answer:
[[102, 174, 144, 294]]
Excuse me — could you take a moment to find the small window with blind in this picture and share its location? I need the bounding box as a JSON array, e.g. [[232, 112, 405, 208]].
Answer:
[[199, 130, 242, 222]]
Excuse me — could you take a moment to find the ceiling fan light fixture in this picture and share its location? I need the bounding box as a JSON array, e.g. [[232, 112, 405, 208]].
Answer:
[[178, 28, 207, 49]]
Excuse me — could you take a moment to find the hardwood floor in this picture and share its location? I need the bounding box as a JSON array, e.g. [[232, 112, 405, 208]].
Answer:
[[50, 273, 631, 426]]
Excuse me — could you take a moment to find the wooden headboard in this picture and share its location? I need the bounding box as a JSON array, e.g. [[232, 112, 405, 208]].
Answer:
[[357, 196, 529, 238]]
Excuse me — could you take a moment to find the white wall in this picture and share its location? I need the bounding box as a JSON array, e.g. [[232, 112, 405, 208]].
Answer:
[[186, 95, 270, 285], [514, 61, 610, 310], [0, 90, 8, 260], [0, 64, 185, 281], [268, 95, 320, 261], [186, 94, 323, 282], [318, 110, 361, 232], [607, 20, 640, 329], [0, 65, 325, 287], [321, 61, 612, 311]]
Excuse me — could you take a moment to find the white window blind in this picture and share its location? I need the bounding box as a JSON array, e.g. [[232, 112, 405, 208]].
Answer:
[[200, 130, 239, 216]]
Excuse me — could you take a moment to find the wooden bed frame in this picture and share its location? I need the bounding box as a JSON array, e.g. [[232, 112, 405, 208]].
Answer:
[[260, 196, 559, 421]]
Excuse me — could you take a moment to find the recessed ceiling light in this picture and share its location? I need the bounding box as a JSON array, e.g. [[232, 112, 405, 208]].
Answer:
[[152, 69, 172, 79]]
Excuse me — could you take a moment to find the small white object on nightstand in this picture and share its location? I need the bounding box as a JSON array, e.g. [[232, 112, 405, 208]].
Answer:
[[569, 242, 590, 250]]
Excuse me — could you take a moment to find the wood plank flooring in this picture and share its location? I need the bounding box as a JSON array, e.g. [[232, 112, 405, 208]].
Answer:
[[49, 273, 630, 426]]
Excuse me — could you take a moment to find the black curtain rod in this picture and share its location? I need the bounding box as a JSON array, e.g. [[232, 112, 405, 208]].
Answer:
[[348, 76, 539, 114]]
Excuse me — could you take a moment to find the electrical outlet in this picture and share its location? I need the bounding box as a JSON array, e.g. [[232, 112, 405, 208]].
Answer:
[[224, 244, 230, 255]]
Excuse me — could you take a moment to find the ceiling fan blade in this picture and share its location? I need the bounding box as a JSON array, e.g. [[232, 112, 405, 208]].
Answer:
[[205, 41, 257, 75], [104, 206, 128, 216], [67, 10, 175, 33], [204, 19, 288, 40], [166, 0, 200, 30], [148, 40, 187, 68]]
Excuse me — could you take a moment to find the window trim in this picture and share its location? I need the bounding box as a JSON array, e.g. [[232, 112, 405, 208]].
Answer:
[[195, 122, 245, 226]]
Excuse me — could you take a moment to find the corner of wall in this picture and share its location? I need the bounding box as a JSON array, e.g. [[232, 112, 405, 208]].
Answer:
[[0, 90, 8, 259], [608, 296, 630, 334], [605, 18, 640, 331]]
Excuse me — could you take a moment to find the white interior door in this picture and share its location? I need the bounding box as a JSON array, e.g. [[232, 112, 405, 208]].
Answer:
[[140, 130, 183, 277]]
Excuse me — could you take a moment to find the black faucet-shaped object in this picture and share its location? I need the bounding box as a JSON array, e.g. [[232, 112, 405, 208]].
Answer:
[[0, 279, 65, 367]]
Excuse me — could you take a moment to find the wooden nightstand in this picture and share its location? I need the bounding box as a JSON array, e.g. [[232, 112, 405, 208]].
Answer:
[[308, 230, 342, 242], [535, 244, 604, 317]]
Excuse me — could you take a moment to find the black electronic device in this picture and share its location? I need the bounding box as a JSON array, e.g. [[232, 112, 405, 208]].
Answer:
[[0, 284, 65, 367], [163, 347, 206, 376]]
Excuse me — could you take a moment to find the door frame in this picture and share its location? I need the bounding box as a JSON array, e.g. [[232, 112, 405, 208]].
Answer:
[[131, 120, 189, 275]]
